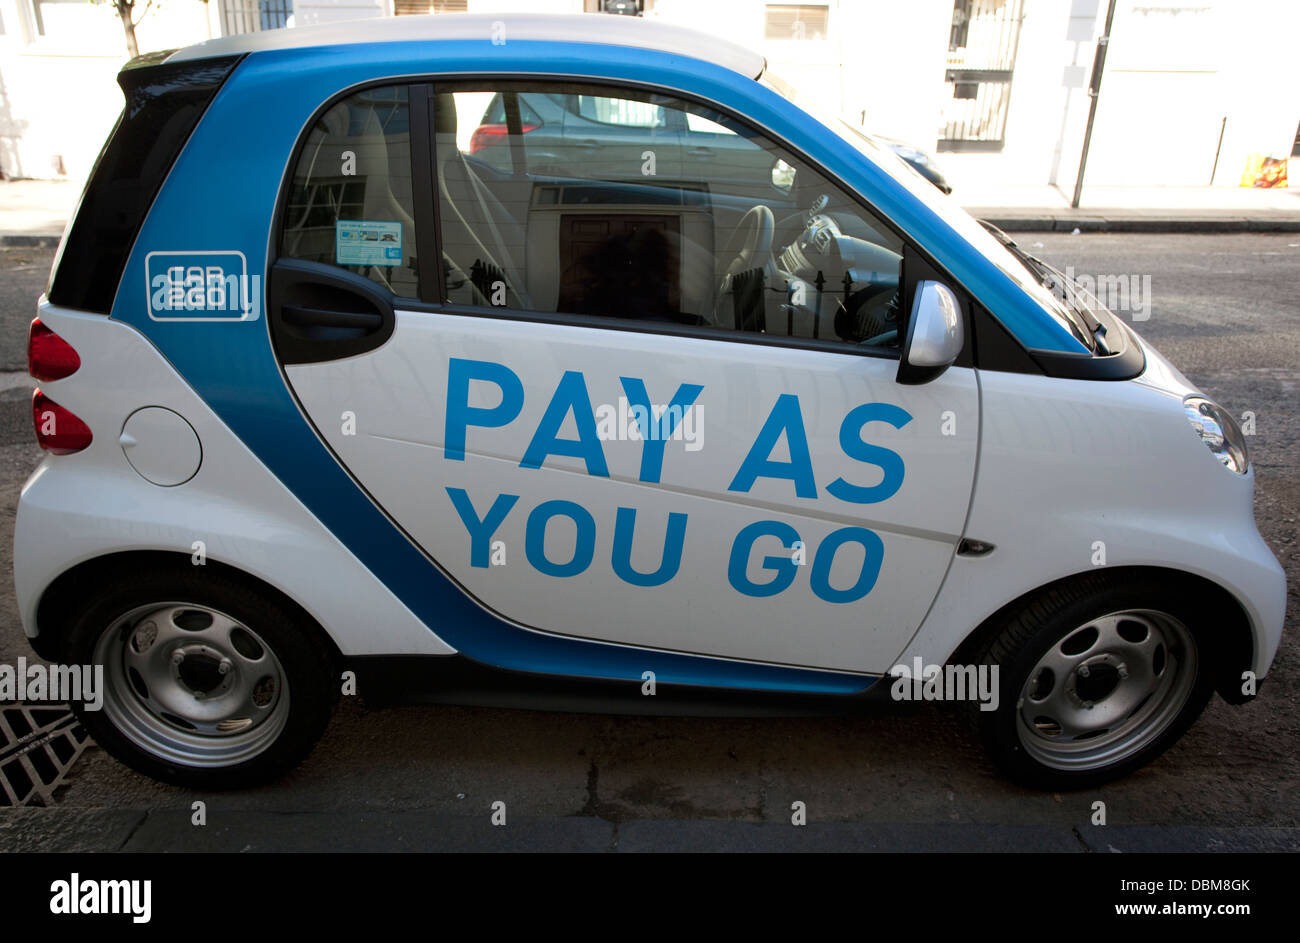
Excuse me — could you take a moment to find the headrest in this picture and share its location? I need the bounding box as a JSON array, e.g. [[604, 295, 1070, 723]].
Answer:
[[434, 93, 457, 136]]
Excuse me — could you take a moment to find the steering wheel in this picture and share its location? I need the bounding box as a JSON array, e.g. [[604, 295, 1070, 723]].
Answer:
[[714, 204, 775, 325], [835, 284, 901, 346]]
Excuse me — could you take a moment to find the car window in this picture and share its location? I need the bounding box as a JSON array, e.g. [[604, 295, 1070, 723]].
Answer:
[[434, 81, 904, 353], [762, 70, 1092, 350], [280, 85, 419, 299]]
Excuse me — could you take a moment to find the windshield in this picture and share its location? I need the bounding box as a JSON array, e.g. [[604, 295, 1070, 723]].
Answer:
[[760, 72, 1095, 350]]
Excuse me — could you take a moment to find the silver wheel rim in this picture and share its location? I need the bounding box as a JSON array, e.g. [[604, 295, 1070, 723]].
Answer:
[[94, 602, 290, 768], [1016, 609, 1198, 772]]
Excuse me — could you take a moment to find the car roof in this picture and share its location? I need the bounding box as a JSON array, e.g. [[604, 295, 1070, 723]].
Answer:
[[166, 12, 767, 80]]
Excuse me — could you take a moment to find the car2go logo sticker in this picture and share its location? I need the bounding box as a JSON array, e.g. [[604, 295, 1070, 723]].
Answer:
[[146, 251, 259, 321], [442, 357, 911, 604]]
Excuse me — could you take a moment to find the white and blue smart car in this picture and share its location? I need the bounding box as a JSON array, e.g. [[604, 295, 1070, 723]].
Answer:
[[18, 14, 1284, 789]]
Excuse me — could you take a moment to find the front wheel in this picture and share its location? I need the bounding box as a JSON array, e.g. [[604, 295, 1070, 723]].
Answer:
[[974, 575, 1215, 789], [63, 565, 337, 789]]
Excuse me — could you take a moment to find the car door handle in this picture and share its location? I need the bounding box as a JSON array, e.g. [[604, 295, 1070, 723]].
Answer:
[[281, 304, 384, 331], [687, 147, 713, 157], [270, 259, 396, 364], [577, 139, 601, 150]]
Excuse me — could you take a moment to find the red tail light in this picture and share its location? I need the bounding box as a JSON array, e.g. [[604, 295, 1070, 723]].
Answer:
[[28, 318, 81, 381], [32, 390, 93, 455], [468, 123, 539, 154]]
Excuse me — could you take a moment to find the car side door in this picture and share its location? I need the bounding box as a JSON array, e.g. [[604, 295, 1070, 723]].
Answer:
[[273, 78, 980, 677]]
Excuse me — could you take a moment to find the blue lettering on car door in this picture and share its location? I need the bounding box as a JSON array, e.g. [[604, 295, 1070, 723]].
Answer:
[[441, 357, 909, 603]]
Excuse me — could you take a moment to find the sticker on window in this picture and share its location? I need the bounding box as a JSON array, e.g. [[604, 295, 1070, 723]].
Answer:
[[336, 220, 403, 267]]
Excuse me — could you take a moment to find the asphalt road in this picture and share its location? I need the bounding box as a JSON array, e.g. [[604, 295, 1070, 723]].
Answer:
[[0, 235, 1297, 852]]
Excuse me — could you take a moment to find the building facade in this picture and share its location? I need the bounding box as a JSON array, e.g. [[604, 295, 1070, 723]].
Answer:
[[1, 0, 1295, 191]]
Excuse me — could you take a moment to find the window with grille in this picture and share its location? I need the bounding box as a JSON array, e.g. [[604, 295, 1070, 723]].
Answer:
[[763, 4, 829, 41], [220, 0, 292, 36], [395, 0, 468, 15], [939, 0, 1025, 151]]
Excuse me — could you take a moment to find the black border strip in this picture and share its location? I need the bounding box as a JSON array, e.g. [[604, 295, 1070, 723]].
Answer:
[[408, 83, 443, 303]]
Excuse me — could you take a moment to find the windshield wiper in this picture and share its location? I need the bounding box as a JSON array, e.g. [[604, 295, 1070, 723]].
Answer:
[[1032, 258, 1113, 354], [978, 221, 1102, 351]]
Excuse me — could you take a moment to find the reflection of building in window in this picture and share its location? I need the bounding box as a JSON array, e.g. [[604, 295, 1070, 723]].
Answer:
[[560, 215, 681, 321], [764, 4, 830, 41], [577, 96, 664, 128], [284, 178, 366, 261]]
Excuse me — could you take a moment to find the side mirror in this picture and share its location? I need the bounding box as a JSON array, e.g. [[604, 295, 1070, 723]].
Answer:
[[897, 280, 963, 385]]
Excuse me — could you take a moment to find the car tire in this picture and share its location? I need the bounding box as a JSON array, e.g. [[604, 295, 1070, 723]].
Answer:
[[973, 573, 1215, 790], [62, 563, 338, 789]]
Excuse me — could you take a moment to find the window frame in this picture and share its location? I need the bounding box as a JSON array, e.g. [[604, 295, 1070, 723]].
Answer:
[[273, 72, 971, 365]]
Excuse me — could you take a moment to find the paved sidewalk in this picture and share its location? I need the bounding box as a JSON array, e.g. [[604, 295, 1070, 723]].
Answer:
[[0, 179, 80, 244], [2, 176, 1299, 240], [963, 182, 1300, 233]]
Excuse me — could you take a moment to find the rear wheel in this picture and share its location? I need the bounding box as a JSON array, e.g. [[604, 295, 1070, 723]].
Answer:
[[63, 565, 337, 789], [974, 575, 1215, 789]]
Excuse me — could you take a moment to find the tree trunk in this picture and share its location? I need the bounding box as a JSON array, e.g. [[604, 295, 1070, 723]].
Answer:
[[119, 5, 140, 59]]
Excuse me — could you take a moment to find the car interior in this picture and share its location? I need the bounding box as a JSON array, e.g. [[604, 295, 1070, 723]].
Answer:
[[283, 83, 907, 352], [282, 86, 421, 299]]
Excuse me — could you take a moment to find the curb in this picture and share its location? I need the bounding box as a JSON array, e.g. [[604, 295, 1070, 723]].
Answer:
[[0, 234, 61, 247], [968, 214, 1300, 234]]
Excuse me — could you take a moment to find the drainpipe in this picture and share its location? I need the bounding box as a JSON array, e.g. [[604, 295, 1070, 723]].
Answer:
[[1071, 0, 1118, 209]]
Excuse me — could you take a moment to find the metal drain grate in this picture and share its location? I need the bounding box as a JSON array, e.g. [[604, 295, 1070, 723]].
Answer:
[[0, 704, 93, 807]]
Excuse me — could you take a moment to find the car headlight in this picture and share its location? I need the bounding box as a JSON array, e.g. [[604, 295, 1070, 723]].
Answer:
[[1183, 395, 1249, 474]]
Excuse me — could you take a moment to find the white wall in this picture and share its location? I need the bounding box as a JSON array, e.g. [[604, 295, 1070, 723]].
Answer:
[[941, 0, 1300, 191], [938, 0, 1103, 190], [4, 0, 1295, 188], [1083, 2, 1224, 187], [837, 0, 951, 148], [0, 0, 216, 180]]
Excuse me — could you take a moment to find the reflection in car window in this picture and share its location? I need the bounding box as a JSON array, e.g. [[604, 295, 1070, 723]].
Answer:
[[760, 70, 1091, 349], [576, 96, 666, 128], [281, 85, 419, 298], [685, 112, 736, 135], [434, 81, 904, 352]]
